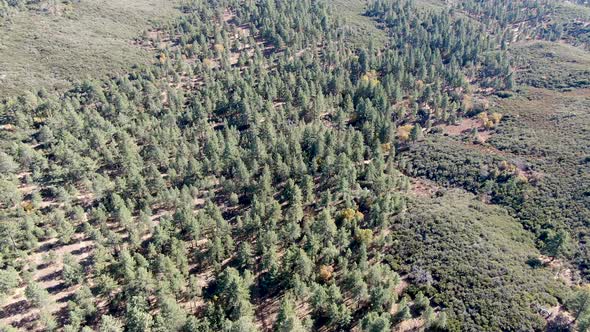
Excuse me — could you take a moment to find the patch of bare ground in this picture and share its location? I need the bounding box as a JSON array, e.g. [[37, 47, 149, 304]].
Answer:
[[395, 318, 425, 332], [389, 280, 408, 314], [561, 87, 590, 98], [539, 255, 582, 286], [477, 130, 491, 143], [17, 172, 35, 191], [545, 305, 575, 326], [409, 177, 442, 198], [441, 117, 482, 136], [222, 8, 234, 23], [439, 117, 493, 142], [0, 233, 93, 330], [395, 278, 409, 296], [181, 265, 215, 315], [3, 166, 213, 329], [254, 296, 281, 331], [387, 277, 431, 332]]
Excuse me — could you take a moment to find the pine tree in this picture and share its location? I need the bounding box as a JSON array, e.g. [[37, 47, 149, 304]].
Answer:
[[25, 282, 51, 308], [62, 254, 84, 287], [236, 242, 254, 271], [126, 296, 153, 332], [216, 268, 254, 321], [99, 315, 124, 332], [274, 293, 307, 332], [410, 123, 422, 143], [0, 266, 19, 296], [360, 311, 391, 332]]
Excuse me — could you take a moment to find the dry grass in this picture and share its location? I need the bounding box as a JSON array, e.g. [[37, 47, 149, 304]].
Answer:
[[0, 0, 179, 98]]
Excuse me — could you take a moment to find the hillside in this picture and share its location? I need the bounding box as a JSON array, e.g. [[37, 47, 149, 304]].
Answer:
[[0, 0, 589, 331], [0, 0, 179, 96]]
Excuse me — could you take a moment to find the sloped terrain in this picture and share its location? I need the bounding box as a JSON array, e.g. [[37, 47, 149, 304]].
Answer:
[[0, 0, 179, 96], [393, 191, 567, 331], [0, 0, 589, 331]]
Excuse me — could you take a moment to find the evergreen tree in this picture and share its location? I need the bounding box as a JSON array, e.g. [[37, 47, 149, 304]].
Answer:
[[99, 315, 124, 332], [274, 293, 307, 332]]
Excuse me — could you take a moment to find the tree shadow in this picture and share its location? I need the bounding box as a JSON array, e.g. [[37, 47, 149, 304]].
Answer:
[[57, 292, 75, 304], [71, 244, 93, 256], [79, 256, 93, 269], [37, 261, 52, 270], [46, 282, 69, 295], [12, 312, 38, 330], [0, 299, 31, 319], [36, 240, 57, 254], [36, 269, 61, 283]]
